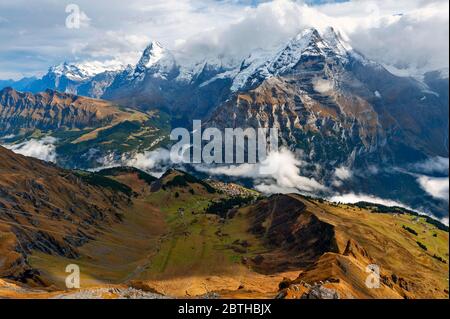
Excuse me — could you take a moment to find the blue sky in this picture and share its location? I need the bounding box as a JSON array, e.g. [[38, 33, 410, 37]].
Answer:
[[0, 0, 448, 80]]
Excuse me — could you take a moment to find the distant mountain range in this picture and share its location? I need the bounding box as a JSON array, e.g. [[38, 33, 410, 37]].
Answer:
[[5, 60, 126, 99], [3, 28, 448, 160], [1, 27, 448, 218], [0, 77, 38, 92]]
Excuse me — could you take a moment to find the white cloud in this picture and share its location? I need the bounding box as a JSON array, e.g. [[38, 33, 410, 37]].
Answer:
[[331, 165, 353, 187], [328, 191, 449, 226], [195, 147, 327, 194], [328, 192, 414, 209], [313, 78, 334, 94], [0, 0, 448, 79], [177, 0, 449, 75], [199, 163, 257, 177], [89, 148, 172, 177], [125, 148, 171, 177], [0, 0, 243, 79], [3, 137, 57, 162], [417, 175, 449, 202], [254, 183, 299, 194], [342, 0, 449, 76], [410, 157, 449, 175], [334, 165, 352, 180]]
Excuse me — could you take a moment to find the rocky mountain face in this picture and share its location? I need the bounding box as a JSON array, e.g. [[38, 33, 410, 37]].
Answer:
[[207, 28, 448, 164], [0, 77, 38, 92], [201, 28, 448, 219], [0, 146, 129, 284], [102, 41, 233, 121], [0, 87, 128, 135], [76, 70, 123, 98], [134, 27, 446, 218], [44, 27, 447, 167]]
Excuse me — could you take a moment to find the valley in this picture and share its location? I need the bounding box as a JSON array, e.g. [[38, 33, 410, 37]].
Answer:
[[0, 146, 448, 299]]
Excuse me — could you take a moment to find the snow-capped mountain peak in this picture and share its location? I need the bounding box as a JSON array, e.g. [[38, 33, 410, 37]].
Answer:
[[321, 27, 353, 57], [49, 60, 126, 82], [268, 27, 354, 73], [49, 62, 88, 81], [222, 27, 355, 91], [138, 41, 166, 69], [267, 28, 323, 74], [132, 41, 176, 81]]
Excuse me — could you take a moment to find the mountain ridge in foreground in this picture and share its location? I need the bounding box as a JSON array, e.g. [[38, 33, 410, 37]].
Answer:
[[0, 146, 448, 299]]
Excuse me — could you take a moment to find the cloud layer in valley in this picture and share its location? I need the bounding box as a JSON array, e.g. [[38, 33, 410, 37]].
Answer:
[[125, 148, 172, 177], [194, 147, 327, 194], [328, 193, 412, 209], [328, 192, 449, 226], [2, 137, 57, 162], [3, 141, 447, 223], [0, 0, 448, 79]]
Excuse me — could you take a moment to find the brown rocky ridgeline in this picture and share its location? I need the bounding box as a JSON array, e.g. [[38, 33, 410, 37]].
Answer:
[[0, 87, 141, 134], [0, 146, 129, 285]]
